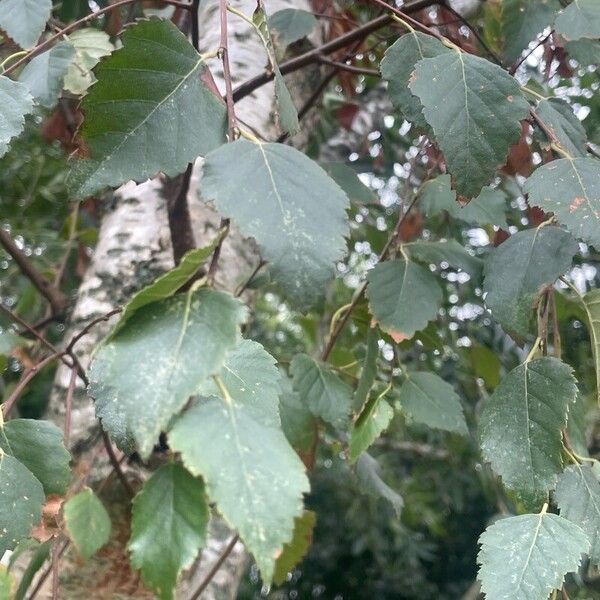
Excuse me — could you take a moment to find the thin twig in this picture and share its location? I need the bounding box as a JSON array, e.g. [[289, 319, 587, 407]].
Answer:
[[189, 535, 240, 600], [235, 260, 266, 297], [51, 539, 60, 600], [101, 429, 134, 498], [510, 31, 554, 75], [27, 540, 69, 600], [0, 228, 67, 314], [3, 0, 191, 77], [317, 55, 380, 76], [64, 366, 78, 448], [65, 308, 122, 354]]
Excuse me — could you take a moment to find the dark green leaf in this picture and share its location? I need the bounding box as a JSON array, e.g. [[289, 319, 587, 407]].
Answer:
[[403, 239, 483, 279], [12, 539, 51, 600], [352, 326, 379, 413], [536, 98, 587, 157], [483, 226, 577, 337], [69, 18, 226, 198], [380, 32, 449, 129], [410, 51, 530, 198], [0, 419, 70, 495], [0, 0, 52, 48], [582, 289, 600, 405], [565, 39, 600, 65], [279, 375, 317, 458], [272, 511, 316, 586], [89, 287, 246, 458], [556, 464, 600, 567], [0, 76, 33, 158], [19, 41, 75, 108], [169, 340, 309, 584], [290, 353, 353, 427], [269, 9, 317, 46], [129, 463, 208, 600], [0, 453, 44, 556], [349, 389, 394, 462], [320, 162, 376, 204], [398, 372, 467, 435], [555, 0, 600, 41], [63, 488, 111, 560], [524, 157, 600, 248], [202, 139, 349, 308], [478, 511, 589, 600], [479, 357, 577, 507], [470, 344, 501, 389], [366, 258, 442, 342]]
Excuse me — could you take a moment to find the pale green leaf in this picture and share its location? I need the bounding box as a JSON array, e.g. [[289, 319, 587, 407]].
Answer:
[[0, 76, 33, 158], [366, 258, 442, 342], [272, 510, 316, 585], [63, 488, 111, 560], [536, 98, 587, 157], [290, 353, 353, 427], [202, 139, 349, 308], [582, 289, 600, 405], [419, 175, 508, 228], [555, 0, 600, 41], [524, 157, 600, 248], [502, 0, 561, 63], [129, 463, 208, 600], [565, 38, 600, 65], [352, 326, 379, 413], [0, 566, 15, 600], [398, 372, 467, 435], [19, 41, 75, 108], [479, 357, 577, 507], [355, 453, 403, 517], [477, 511, 589, 600], [483, 225, 577, 337], [0, 419, 70, 495], [349, 391, 394, 462], [0, 330, 29, 355], [556, 464, 600, 567], [63, 28, 113, 95], [269, 9, 316, 46], [169, 340, 309, 584], [403, 239, 483, 279], [409, 51, 530, 198], [0, 454, 44, 556], [320, 162, 376, 204], [89, 288, 246, 458], [380, 31, 449, 129], [108, 233, 223, 339], [68, 18, 226, 199], [567, 393, 589, 457], [0, 0, 51, 48]]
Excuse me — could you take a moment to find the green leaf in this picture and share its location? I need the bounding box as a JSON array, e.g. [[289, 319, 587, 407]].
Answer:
[[380, 31, 449, 129], [403, 239, 483, 279], [567, 393, 589, 457], [477, 511, 589, 600], [0, 0, 51, 48], [290, 353, 353, 427], [582, 289, 600, 405], [279, 374, 316, 459], [0, 566, 15, 600], [89, 288, 246, 458], [272, 510, 316, 586], [366, 258, 442, 342], [470, 344, 501, 390], [0, 330, 29, 354], [12, 539, 51, 600], [483, 225, 578, 337], [0, 419, 70, 495], [253, 2, 299, 134], [0, 453, 44, 556], [169, 340, 309, 584], [19, 41, 75, 108], [555, 463, 600, 567], [536, 98, 587, 157], [352, 326, 379, 412], [565, 38, 600, 65], [355, 453, 403, 517], [63, 28, 114, 95], [269, 9, 317, 46], [398, 372, 467, 435], [502, 0, 561, 63], [202, 139, 349, 308], [129, 463, 208, 600], [320, 162, 376, 204], [419, 175, 508, 228], [524, 157, 600, 248], [479, 357, 577, 507], [349, 390, 394, 463], [409, 51, 530, 198], [108, 233, 224, 339], [63, 488, 111, 560], [68, 18, 226, 199], [0, 76, 34, 158], [555, 0, 600, 41]]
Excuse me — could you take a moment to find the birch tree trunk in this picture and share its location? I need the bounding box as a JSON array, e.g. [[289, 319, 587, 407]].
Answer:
[[41, 2, 321, 598]]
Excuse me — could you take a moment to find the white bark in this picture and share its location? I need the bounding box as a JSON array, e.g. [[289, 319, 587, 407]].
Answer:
[[41, 2, 320, 598]]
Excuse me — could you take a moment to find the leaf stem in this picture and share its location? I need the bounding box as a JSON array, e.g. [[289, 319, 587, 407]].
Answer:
[[525, 337, 542, 363]]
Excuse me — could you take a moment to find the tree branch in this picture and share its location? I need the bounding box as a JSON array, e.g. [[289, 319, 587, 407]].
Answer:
[[0, 228, 68, 314]]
